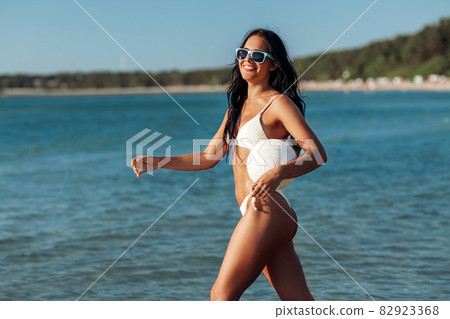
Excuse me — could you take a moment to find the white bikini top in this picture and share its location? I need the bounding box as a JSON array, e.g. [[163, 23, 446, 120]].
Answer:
[[247, 139, 297, 189], [233, 94, 284, 149]]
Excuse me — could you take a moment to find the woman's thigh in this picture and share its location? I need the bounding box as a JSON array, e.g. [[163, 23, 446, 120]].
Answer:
[[211, 193, 297, 300], [263, 241, 314, 300]]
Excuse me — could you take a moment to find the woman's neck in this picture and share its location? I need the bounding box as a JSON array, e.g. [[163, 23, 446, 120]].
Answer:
[[246, 81, 274, 100]]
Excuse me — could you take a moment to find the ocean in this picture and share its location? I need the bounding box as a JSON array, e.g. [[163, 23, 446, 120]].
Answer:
[[0, 91, 449, 300]]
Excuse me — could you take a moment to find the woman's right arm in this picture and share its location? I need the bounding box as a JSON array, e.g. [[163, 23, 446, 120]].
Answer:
[[131, 109, 230, 177]]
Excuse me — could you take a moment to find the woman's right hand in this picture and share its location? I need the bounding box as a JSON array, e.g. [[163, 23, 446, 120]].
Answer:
[[131, 156, 160, 177]]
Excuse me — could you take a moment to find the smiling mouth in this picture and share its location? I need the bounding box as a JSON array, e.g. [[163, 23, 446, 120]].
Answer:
[[243, 65, 256, 71]]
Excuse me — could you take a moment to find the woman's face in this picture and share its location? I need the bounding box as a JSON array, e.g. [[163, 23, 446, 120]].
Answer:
[[239, 35, 276, 83]]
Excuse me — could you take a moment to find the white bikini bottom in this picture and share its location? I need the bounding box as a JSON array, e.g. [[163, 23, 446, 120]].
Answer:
[[239, 190, 292, 216]]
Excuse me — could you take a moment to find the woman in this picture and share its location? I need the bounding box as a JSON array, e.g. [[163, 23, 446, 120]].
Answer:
[[131, 29, 327, 301]]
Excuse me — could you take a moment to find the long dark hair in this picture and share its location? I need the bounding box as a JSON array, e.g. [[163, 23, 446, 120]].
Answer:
[[222, 28, 306, 161]]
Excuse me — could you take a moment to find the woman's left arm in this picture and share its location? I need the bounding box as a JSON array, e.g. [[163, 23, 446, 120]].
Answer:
[[274, 95, 327, 180], [251, 95, 327, 198]]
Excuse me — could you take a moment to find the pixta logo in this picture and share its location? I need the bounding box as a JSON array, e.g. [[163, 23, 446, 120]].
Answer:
[[126, 128, 172, 175]]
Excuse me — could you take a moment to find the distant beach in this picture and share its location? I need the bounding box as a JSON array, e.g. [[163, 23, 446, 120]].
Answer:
[[2, 76, 450, 97]]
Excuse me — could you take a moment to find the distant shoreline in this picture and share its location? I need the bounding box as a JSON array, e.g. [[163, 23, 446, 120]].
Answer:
[[2, 80, 450, 97]]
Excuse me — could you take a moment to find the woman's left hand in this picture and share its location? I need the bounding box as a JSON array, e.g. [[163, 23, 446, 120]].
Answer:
[[250, 168, 282, 200]]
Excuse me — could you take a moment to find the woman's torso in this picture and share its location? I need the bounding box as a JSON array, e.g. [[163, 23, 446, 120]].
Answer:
[[232, 93, 290, 205]]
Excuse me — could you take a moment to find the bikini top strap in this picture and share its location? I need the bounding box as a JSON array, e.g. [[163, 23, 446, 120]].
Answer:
[[260, 94, 283, 114]]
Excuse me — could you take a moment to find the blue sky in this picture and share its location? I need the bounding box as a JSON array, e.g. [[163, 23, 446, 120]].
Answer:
[[1, 0, 449, 75]]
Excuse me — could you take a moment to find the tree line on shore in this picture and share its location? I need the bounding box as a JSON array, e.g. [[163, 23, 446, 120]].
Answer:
[[1, 17, 448, 89]]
